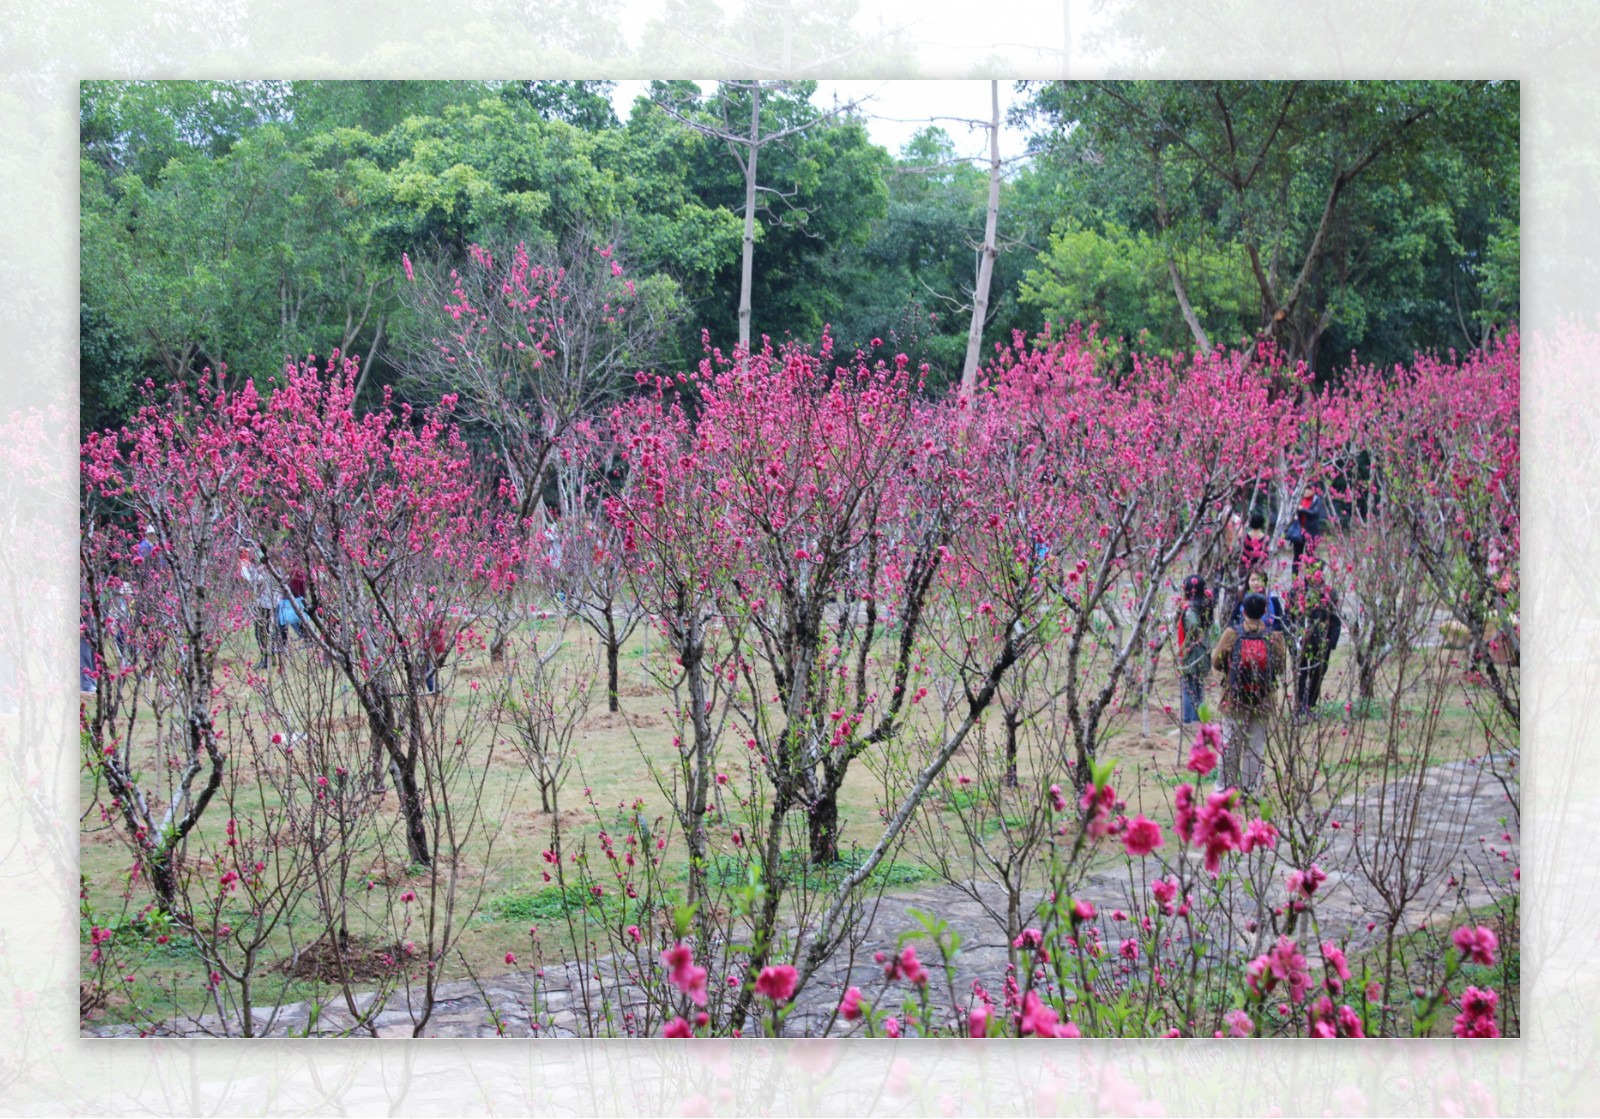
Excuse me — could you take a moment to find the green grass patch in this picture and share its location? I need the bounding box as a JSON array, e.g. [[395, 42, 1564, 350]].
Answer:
[[706, 850, 936, 892]]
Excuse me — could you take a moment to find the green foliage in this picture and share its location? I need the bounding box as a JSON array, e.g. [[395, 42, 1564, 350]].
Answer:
[[1019, 79, 1519, 371], [488, 884, 594, 922], [79, 78, 1519, 433], [1020, 219, 1258, 354], [705, 850, 935, 891]]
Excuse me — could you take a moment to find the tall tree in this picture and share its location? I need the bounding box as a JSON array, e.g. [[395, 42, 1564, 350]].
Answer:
[[961, 81, 1003, 393], [1021, 80, 1518, 371], [650, 80, 886, 356]]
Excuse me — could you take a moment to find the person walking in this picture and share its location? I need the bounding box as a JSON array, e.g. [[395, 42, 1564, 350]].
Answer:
[[1211, 592, 1288, 796], [1288, 487, 1328, 576], [1176, 574, 1213, 729], [243, 548, 278, 670], [420, 590, 449, 695], [1289, 562, 1342, 719], [1223, 511, 1272, 627]]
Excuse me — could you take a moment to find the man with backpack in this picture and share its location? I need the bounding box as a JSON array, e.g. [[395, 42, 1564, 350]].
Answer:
[[1210, 592, 1288, 795]]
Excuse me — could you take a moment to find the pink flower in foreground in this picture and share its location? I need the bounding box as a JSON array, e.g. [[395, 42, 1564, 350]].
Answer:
[[1013, 928, 1044, 951], [1018, 991, 1079, 1038], [1452, 925, 1498, 967], [839, 986, 863, 1021], [1186, 731, 1219, 777], [504, 951, 517, 965], [1123, 815, 1164, 857], [1150, 876, 1179, 916], [1048, 784, 1068, 813], [1174, 784, 1197, 844], [1454, 985, 1500, 1037], [662, 942, 709, 1006], [897, 945, 928, 986], [968, 1002, 993, 1037], [1224, 1008, 1253, 1037], [1267, 937, 1312, 1004], [662, 942, 693, 978], [662, 1016, 693, 1038], [755, 964, 798, 1002], [1286, 863, 1327, 898], [1194, 791, 1245, 873], [1241, 818, 1279, 853], [1322, 942, 1351, 993], [883, 1016, 901, 1038]]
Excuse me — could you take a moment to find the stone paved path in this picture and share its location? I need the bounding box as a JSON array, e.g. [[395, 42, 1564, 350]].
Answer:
[[89, 755, 1518, 1038]]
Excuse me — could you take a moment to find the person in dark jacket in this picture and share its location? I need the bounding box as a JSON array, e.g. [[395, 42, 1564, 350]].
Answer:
[[1289, 561, 1342, 718], [1288, 488, 1328, 575], [1176, 573, 1213, 727]]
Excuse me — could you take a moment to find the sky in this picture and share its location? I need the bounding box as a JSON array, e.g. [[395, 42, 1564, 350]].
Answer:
[[607, 79, 1038, 166]]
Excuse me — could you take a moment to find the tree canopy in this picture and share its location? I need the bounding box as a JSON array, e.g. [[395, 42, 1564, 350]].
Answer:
[[80, 79, 1518, 433]]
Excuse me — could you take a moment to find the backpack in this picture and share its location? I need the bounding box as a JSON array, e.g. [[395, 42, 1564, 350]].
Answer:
[[276, 596, 304, 627], [1180, 605, 1211, 674], [1228, 623, 1276, 708]]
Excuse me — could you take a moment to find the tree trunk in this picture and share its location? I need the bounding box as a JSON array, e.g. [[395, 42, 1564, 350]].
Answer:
[[389, 752, 432, 869], [1153, 143, 1212, 355], [961, 81, 1003, 394], [808, 777, 842, 867], [606, 631, 621, 713], [738, 85, 760, 358], [149, 849, 180, 915], [1002, 703, 1020, 788], [367, 698, 432, 868]]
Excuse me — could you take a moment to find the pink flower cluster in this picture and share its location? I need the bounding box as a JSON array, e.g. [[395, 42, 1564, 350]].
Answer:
[[1017, 991, 1080, 1038], [1245, 936, 1313, 1005], [1307, 995, 1366, 1038], [755, 964, 798, 1002], [1452, 925, 1498, 967], [1186, 723, 1222, 776], [661, 942, 708, 1007], [1453, 986, 1500, 1038], [876, 945, 929, 986]]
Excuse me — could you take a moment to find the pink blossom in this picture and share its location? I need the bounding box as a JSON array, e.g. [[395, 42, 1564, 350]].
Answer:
[[755, 964, 798, 1002], [1018, 991, 1079, 1038], [1186, 727, 1219, 776], [1285, 863, 1327, 898], [839, 986, 863, 1021], [1150, 876, 1179, 916], [1122, 815, 1164, 857], [662, 1016, 693, 1038], [1241, 818, 1279, 853], [1224, 1008, 1253, 1037], [1452, 925, 1498, 967], [1322, 942, 1351, 993]]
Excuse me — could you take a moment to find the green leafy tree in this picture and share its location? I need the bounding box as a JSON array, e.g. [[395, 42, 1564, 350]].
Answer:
[[1020, 80, 1519, 371]]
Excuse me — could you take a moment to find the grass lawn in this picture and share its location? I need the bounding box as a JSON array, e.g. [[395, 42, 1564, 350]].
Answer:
[[79, 609, 1505, 1030]]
